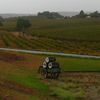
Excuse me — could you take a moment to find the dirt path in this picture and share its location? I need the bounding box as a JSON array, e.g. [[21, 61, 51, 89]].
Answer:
[[59, 72, 100, 100], [62, 72, 100, 78], [0, 79, 60, 100], [1, 47, 100, 59], [60, 72, 100, 85]]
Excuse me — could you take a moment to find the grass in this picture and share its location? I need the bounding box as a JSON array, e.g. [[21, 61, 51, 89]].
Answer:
[[0, 52, 100, 99], [25, 18, 100, 41], [50, 87, 86, 100], [8, 74, 49, 92], [0, 57, 48, 99], [58, 57, 100, 71], [49, 79, 86, 100], [4, 17, 100, 40], [0, 60, 48, 92]]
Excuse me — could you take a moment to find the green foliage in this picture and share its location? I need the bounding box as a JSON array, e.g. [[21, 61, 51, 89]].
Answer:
[[0, 16, 4, 22], [90, 11, 100, 18], [51, 86, 86, 100], [4, 17, 100, 41], [58, 57, 100, 71], [1, 33, 11, 47], [9, 74, 49, 92], [38, 11, 64, 19], [73, 10, 100, 18], [0, 21, 3, 26], [16, 18, 31, 31], [4, 33, 29, 49], [0, 16, 4, 26], [74, 10, 87, 18], [0, 52, 100, 99], [1, 17, 100, 55]]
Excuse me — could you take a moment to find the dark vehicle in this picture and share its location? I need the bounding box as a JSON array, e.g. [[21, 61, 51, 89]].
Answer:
[[38, 57, 61, 79]]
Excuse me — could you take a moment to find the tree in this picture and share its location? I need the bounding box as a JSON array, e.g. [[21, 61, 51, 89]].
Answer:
[[0, 16, 4, 21], [90, 11, 100, 18], [38, 11, 64, 19], [0, 21, 3, 26], [0, 16, 4, 26], [73, 10, 87, 18], [17, 18, 31, 36]]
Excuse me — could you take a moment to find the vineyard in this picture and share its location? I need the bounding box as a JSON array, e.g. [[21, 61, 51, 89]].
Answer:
[[0, 31, 68, 51], [0, 31, 100, 56], [0, 17, 100, 99], [0, 17, 100, 55]]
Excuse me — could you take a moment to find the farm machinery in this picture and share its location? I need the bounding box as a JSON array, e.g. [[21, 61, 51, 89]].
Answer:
[[38, 57, 61, 79]]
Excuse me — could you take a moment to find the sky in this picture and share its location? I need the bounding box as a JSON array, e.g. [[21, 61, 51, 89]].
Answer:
[[0, 0, 99, 14]]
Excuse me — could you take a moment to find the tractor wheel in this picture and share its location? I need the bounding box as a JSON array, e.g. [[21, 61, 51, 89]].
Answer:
[[52, 73, 59, 79], [55, 73, 60, 79], [51, 73, 54, 79], [38, 66, 43, 74], [43, 72, 48, 79]]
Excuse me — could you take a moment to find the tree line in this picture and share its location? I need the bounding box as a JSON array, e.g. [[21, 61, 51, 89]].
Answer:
[[72, 10, 100, 18], [37, 11, 100, 19], [37, 11, 64, 19], [0, 10, 100, 36]]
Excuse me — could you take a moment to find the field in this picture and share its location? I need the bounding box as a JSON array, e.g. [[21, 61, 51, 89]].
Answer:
[[0, 51, 100, 100], [0, 17, 100, 55], [0, 17, 100, 100]]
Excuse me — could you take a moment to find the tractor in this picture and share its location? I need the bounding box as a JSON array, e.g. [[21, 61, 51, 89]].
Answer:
[[38, 57, 61, 79]]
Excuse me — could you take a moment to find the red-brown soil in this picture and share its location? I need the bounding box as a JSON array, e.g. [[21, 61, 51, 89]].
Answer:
[[0, 52, 25, 62], [0, 79, 38, 96]]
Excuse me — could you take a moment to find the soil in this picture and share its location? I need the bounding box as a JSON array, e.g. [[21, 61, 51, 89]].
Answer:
[[0, 52, 25, 62], [0, 52, 100, 100], [60, 72, 100, 100], [0, 80, 38, 96]]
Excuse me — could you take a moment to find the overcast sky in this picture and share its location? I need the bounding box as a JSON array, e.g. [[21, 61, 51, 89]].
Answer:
[[0, 0, 99, 14]]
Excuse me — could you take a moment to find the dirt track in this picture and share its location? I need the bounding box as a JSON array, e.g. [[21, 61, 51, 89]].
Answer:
[[0, 72, 100, 100], [0, 79, 39, 100], [61, 72, 100, 84], [1, 47, 100, 59], [0, 79, 59, 100]]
